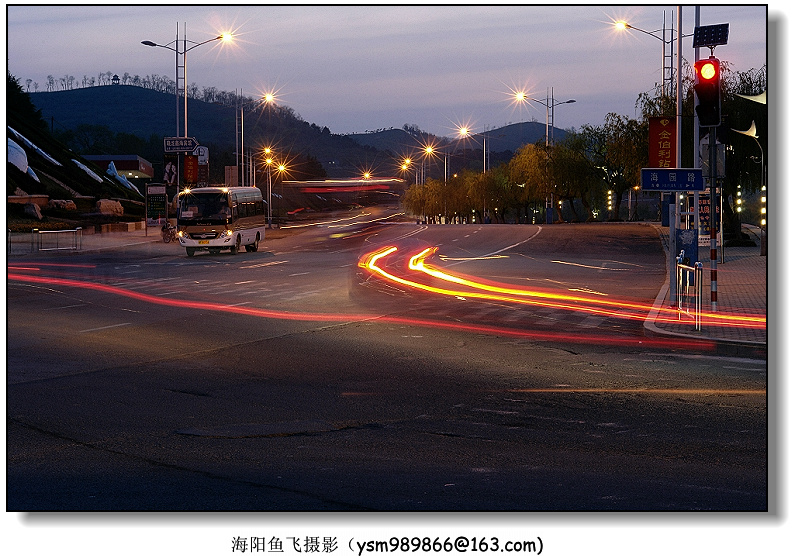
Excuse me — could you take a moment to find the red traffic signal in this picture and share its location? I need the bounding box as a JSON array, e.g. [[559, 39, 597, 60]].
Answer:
[[694, 57, 721, 127]]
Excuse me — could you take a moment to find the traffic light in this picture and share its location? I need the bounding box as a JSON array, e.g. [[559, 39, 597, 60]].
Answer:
[[694, 57, 721, 127]]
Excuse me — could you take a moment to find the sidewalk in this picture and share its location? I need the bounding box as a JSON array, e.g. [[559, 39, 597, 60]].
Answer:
[[645, 223, 767, 350]]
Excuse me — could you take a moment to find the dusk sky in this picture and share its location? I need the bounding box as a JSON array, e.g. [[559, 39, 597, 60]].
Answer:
[[7, 4, 769, 138]]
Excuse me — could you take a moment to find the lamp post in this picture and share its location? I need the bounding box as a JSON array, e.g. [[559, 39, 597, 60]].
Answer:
[[513, 89, 576, 146], [513, 90, 575, 223], [142, 24, 231, 138], [614, 13, 681, 99], [264, 148, 274, 228], [237, 93, 275, 187], [423, 145, 449, 222]]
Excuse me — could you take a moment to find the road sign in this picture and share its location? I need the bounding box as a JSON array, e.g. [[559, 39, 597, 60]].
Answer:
[[641, 168, 704, 192], [164, 137, 199, 153]]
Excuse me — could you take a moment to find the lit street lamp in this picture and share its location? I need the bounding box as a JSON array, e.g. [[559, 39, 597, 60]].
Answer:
[[142, 24, 232, 138], [613, 16, 681, 98], [264, 147, 274, 228], [237, 92, 275, 188], [513, 89, 576, 146]]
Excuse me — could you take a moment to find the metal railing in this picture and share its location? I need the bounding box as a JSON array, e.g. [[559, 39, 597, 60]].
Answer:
[[676, 250, 703, 330], [31, 227, 83, 252]]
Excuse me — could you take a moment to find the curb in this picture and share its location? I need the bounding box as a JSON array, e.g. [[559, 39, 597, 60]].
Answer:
[[643, 224, 766, 354]]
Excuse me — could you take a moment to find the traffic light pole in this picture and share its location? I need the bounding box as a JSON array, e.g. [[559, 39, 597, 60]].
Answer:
[[708, 129, 718, 311]]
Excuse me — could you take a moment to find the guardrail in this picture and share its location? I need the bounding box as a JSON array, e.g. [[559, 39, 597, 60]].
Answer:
[[676, 250, 703, 331], [31, 227, 83, 252]]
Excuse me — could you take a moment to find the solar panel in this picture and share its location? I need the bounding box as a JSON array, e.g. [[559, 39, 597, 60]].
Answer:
[[693, 24, 729, 48]]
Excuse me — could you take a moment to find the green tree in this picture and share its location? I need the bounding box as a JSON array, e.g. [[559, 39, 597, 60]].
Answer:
[[601, 113, 648, 220], [7, 72, 49, 135]]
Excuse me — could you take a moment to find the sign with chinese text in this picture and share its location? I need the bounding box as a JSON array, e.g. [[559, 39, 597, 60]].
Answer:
[[697, 193, 721, 245], [641, 168, 704, 192], [649, 117, 676, 168], [146, 189, 168, 227], [164, 136, 199, 153], [183, 155, 198, 186]]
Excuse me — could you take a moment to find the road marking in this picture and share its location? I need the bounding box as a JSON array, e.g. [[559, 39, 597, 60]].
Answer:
[[241, 260, 288, 269], [79, 323, 131, 333], [551, 260, 629, 271]]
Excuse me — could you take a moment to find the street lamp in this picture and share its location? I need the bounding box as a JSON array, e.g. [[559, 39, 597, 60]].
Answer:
[[614, 15, 678, 98], [422, 144, 449, 222], [513, 89, 576, 146], [238, 93, 275, 188], [264, 147, 274, 228], [142, 24, 232, 138]]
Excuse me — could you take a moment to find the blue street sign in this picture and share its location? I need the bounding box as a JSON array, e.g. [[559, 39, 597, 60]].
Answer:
[[641, 168, 704, 191], [164, 137, 199, 153]]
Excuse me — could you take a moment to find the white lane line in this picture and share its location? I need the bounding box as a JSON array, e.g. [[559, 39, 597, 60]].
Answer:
[[79, 323, 131, 333]]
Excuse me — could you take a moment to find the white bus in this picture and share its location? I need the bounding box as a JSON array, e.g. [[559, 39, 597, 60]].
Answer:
[[176, 186, 265, 257]]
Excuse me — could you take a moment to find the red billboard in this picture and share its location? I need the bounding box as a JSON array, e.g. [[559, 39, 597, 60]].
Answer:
[[183, 155, 198, 185], [648, 117, 676, 168]]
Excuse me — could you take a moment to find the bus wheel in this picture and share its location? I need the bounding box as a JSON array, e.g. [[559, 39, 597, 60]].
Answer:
[[252, 234, 260, 252], [231, 236, 240, 254], [186, 247, 196, 257]]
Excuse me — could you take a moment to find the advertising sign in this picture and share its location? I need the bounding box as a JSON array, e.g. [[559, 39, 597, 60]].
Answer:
[[146, 184, 168, 227], [648, 117, 676, 168], [184, 154, 198, 186], [163, 154, 178, 186], [698, 193, 721, 246]]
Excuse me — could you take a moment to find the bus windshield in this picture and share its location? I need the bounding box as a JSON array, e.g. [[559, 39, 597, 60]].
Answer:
[[178, 192, 231, 223]]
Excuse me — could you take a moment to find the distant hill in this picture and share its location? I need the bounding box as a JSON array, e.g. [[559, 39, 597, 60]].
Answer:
[[348, 121, 568, 156], [29, 85, 562, 179]]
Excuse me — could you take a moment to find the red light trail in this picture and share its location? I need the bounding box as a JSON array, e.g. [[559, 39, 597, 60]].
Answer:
[[8, 268, 716, 351]]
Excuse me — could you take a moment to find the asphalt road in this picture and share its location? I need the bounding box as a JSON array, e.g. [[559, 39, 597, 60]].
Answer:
[[7, 208, 767, 511]]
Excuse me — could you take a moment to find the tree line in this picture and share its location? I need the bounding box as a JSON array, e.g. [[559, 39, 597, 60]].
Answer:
[[25, 71, 251, 110], [403, 62, 767, 239]]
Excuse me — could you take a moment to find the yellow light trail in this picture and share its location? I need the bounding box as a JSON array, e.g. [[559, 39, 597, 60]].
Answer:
[[360, 245, 766, 329]]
